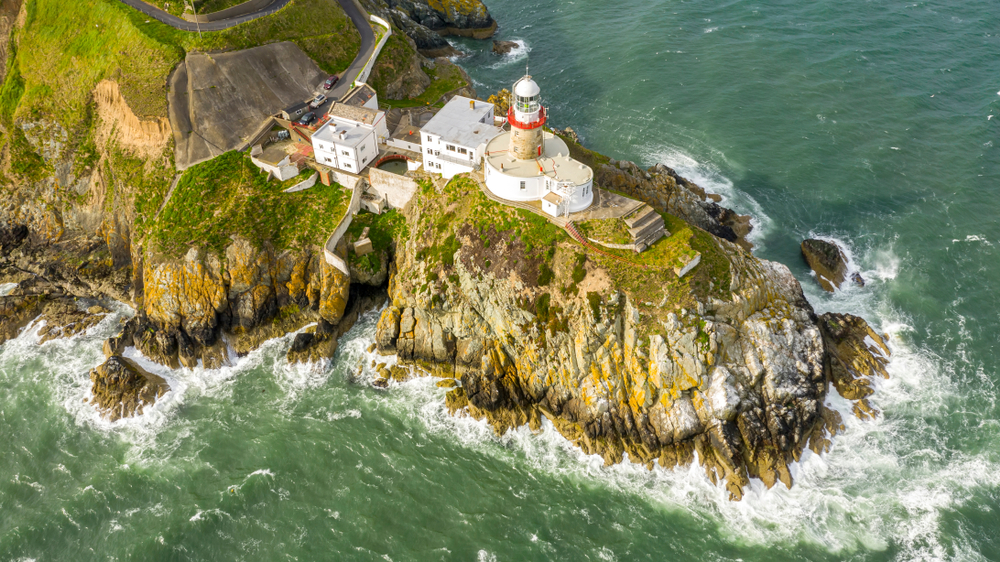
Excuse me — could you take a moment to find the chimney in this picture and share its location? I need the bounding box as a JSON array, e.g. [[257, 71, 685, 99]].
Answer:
[[470, 99, 475, 110], [339, 130, 347, 140]]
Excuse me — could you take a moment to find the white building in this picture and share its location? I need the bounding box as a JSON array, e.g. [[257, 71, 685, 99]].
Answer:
[[483, 75, 594, 217], [421, 96, 501, 178], [311, 115, 379, 174]]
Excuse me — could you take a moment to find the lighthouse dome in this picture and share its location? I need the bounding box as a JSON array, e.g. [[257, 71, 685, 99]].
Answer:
[[513, 77, 540, 98]]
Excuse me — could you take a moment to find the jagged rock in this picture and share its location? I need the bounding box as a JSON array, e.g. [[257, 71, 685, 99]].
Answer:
[[287, 286, 387, 364], [0, 294, 48, 345], [369, 183, 890, 500], [89, 356, 170, 422], [35, 301, 108, 343], [801, 239, 849, 292], [491, 40, 518, 55], [593, 159, 754, 249], [817, 312, 890, 411]]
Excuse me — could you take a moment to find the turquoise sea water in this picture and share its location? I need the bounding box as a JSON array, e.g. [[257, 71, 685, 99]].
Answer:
[[3, 1, 1000, 559]]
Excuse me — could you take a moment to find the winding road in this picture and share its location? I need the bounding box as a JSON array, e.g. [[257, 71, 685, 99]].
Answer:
[[119, 0, 375, 98]]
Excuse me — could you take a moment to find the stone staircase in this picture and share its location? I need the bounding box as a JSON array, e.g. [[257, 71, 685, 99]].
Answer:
[[624, 204, 667, 252]]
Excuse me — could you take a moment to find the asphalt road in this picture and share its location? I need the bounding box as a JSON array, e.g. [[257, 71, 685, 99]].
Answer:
[[117, 0, 292, 31], [118, 0, 376, 98]]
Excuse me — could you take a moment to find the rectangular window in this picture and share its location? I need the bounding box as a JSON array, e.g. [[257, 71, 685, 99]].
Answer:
[[325, 157, 332, 163], [446, 144, 456, 152], [427, 149, 432, 154], [342, 150, 350, 156], [436, 163, 441, 169], [458, 147, 467, 155], [344, 163, 352, 169], [427, 135, 432, 141], [520, 181, 526, 190]]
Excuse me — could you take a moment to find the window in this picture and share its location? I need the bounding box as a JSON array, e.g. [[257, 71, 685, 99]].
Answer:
[[434, 151, 440, 156], [427, 135, 432, 141], [342, 150, 350, 156], [436, 163, 441, 169], [325, 157, 332, 163], [458, 147, 467, 155], [427, 149, 432, 154], [446, 144, 456, 152], [344, 163, 352, 169], [520, 181, 526, 190]]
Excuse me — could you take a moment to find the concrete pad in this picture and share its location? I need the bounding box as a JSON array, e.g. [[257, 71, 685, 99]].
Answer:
[[169, 42, 328, 170]]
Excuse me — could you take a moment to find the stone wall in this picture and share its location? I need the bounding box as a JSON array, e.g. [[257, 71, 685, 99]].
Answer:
[[367, 167, 419, 209]]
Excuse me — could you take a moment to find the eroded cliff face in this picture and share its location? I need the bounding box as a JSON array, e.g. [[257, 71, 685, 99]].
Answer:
[[112, 239, 352, 369], [371, 177, 889, 500]]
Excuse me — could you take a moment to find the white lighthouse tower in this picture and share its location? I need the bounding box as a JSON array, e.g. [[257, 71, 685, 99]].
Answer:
[[508, 75, 545, 159], [482, 73, 595, 217]]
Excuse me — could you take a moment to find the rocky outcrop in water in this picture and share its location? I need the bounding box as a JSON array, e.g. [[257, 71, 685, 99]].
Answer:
[[89, 356, 169, 422], [491, 40, 518, 55], [801, 239, 848, 292]]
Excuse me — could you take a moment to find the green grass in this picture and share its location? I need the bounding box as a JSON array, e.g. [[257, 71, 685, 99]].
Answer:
[[346, 209, 408, 273], [576, 218, 631, 245], [146, 151, 350, 258], [379, 58, 467, 108]]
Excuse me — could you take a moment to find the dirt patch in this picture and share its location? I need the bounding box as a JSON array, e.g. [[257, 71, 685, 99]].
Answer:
[[94, 80, 172, 161]]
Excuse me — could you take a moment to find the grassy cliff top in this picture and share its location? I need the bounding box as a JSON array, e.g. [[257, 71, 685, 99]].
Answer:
[[386, 175, 734, 338], [3, 0, 358, 138], [146, 151, 351, 259]]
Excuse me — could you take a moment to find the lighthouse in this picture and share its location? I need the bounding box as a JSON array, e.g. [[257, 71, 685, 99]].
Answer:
[[508, 75, 546, 159], [482, 73, 594, 217]]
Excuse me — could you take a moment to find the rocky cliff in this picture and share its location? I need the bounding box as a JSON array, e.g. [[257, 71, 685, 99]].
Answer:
[[361, 0, 496, 56], [369, 175, 889, 500]]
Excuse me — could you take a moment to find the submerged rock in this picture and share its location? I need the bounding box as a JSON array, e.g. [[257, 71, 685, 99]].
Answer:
[[801, 239, 849, 292], [491, 40, 518, 55], [89, 356, 170, 422]]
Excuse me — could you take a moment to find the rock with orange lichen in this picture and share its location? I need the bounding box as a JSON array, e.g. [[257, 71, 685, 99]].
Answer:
[[89, 356, 170, 422], [372, 177, 891, 501]]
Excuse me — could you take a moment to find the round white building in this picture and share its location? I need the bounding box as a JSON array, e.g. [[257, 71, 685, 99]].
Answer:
[[484, 75, 594, 217]]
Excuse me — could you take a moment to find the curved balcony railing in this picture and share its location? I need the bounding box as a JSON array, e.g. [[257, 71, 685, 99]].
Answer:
[[507, 106, 546, 130]]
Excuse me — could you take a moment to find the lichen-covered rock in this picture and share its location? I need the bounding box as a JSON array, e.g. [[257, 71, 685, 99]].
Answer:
[[801, 239, 848, 292], [89, 356, 170, 422], [372, 176, 889, 500], [134, 238, 351, 367], [817, 312, 890, 419]]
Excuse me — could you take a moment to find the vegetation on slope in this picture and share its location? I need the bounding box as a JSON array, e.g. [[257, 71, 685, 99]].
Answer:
[[146, 151, 350, 258], [398, 174, 734, 340]]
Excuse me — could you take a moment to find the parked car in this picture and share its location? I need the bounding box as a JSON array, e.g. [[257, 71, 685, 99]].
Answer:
[[323, 75, 339, 90], [310, 94, 327, 109], [298, 112, 317, 126]]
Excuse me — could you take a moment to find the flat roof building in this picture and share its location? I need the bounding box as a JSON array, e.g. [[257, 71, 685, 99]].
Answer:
[[421, 96, 501, 179]]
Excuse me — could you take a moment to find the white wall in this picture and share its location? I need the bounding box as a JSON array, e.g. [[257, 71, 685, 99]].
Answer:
[[421, 132, 480, 179], [313, 128, 378, 173]]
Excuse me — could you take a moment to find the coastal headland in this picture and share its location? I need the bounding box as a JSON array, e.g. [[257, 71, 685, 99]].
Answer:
[[0, 0, 889, 499]]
